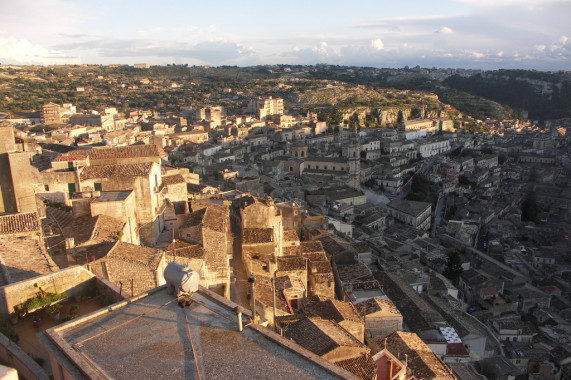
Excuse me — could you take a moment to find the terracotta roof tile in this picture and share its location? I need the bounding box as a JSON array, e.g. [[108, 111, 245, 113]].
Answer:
[[277, 256, 307, 272], [0, 212, 40, 234], [243, 228, 273, 244], [302, 296, 363, 323], [355, 298, 401, 317], [162, 174, 185, 185], [334, 354, 377, 380], [373, 331, 456, 380], [86, 145, 166, 160], [285, 317, 366, 357], [283, 230, 300, 242], [167, 240, 205, 260], [80, 162, 154, 180]]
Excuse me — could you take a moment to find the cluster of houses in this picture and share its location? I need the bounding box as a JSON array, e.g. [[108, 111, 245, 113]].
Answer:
[[0, 94, 569, 379]]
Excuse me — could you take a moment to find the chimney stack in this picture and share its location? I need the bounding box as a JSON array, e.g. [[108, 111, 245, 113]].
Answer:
[[234, 306, 244, 332]]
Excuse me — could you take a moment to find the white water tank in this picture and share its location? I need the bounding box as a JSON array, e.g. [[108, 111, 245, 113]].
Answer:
[[164, 262, 199, 295]]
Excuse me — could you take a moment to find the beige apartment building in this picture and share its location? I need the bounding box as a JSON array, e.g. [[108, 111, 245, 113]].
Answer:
[[387, 199, 432, 230]]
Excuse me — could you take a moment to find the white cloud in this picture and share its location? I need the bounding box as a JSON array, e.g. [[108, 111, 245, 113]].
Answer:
[[0, 32, 80, 65], [436, 26, 455, 35], [559, 35, 568, 44], [312, 41, 330, 56], [371, 39, 384, 51], [535, 44, 546, 51]]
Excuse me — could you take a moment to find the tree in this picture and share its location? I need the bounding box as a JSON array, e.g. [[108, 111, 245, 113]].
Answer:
[[443, 250, 463, 285], [410, 107, 422, 119], [521, 190, 538, 222]]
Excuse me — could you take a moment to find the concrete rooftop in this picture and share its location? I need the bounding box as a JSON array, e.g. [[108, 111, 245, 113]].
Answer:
[[41, 286, 352, 379]]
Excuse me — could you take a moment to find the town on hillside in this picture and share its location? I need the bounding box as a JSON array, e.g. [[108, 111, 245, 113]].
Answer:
[[0, 64, 570, 380]]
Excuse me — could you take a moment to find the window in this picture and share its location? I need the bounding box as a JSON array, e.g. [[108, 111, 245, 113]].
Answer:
[[289, 167, 293, 172], [44, 184, 49, 191], [94, 183, 102, 191], [68, 183, 76, 197], [67, 161, 73, 171]]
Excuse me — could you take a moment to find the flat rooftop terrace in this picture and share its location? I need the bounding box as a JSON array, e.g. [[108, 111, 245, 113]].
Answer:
[[42, 286, 351, 379]]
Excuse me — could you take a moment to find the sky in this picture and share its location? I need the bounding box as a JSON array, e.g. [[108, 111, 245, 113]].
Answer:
[[0, 0, 569, 70]]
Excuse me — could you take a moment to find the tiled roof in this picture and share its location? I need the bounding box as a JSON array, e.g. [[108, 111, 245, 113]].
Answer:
[[375, 331, 456, 380], [285, 317, 365, 357], [167, 240, 205, 259], [355, 298, 401, 317], [310, 260, 333, 275], [101, 242, 163, 296], [181, 208, 207, 229], [201, 205, 228, 233], [108, 242, 162, 267], [52, 151, 89, 162], [277, 256, 307, 272], [243, 228, 274, 244], [80, 162, 154, 180], [387, 199, 431, 217], [187, 183, 216, 193], [86, 145, 166, 160], [381, 272, 444, 332], [282, 246, 300, 256], [162, 174, 185, 185], [283, 230, 300, 242], [300, 241, 325, 255], [0, 212, 40, 235], [334, 354, 377, 380], [317, 235, 349, 256], [303, 296, 363, 324], [0, 233, 58, 284], [336, 262, 372, 283]]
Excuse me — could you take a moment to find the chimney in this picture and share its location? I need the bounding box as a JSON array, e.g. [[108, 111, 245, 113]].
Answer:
[[234, 306, 244, 332]]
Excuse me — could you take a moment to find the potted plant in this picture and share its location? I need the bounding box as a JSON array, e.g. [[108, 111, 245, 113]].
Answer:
[[15, 305, 26, 318], [9, 313, 18, 325], [46, 304, 62, 321], [32, 316, 41, 328], [69, 305, 79, 316], [7, 328, 18, 343]]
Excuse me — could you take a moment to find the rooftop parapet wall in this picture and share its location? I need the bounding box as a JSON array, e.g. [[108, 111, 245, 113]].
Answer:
[[0, 266, 96, 317]]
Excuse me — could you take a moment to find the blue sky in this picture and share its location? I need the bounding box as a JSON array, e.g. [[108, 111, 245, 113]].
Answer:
[[0, 0, 569, 70]]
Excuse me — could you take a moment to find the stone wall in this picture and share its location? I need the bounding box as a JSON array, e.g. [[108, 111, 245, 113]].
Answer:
[[364, 315, 403, 339], [0, 266, 96, 317], [179, 224, 202, 245], [0, 333, 49, 380]]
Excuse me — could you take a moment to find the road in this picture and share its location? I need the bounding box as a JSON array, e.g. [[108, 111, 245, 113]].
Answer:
[[431, 194, 447, 237]]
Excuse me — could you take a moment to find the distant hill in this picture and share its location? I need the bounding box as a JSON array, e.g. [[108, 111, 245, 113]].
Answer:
[[443, 70, 571, 121]]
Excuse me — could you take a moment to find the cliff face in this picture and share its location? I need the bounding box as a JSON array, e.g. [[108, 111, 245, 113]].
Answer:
[[294, 85, 445, 127], [340, 107, 441, 127]]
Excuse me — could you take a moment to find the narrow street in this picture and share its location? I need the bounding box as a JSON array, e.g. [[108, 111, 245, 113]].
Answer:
[[229, 222, 250, 309], [431, 194, 447, 237]]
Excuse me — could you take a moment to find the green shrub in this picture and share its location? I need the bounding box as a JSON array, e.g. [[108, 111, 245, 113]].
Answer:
[[23, 291, 67, 312]]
